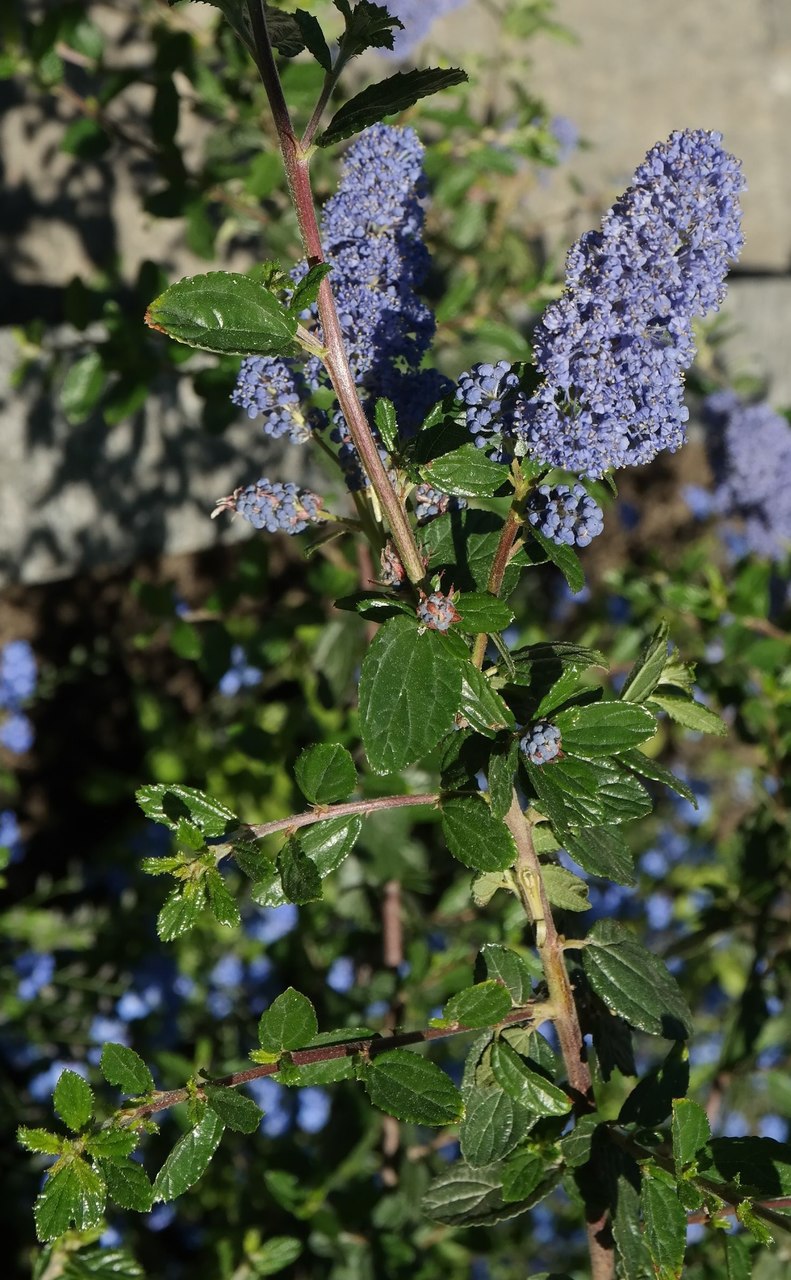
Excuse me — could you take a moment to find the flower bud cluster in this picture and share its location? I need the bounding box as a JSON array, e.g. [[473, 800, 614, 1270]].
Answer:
[[417, 590, 460, 632], [526, 483, 604, 547], [520, 721, 562, 765], [214, 480, 324, 534]]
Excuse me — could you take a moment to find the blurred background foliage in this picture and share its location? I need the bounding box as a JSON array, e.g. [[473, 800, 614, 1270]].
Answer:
[[2, 2, 790, 1278]]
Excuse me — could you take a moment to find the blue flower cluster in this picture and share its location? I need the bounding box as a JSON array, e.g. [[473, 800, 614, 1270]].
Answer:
[[231, 356, 320, 443], [521, 721, 562, 764], [526, 483, 604, 547], [514, 130, 745, 477], [0, 640, 36, 757], [456, 361, 523, 462], [417, 590, 460, 631], [412, 484, 467, 524], [214, 479, 324, 534], [218, 644, 263, 697], [701, 391, 791, 561]]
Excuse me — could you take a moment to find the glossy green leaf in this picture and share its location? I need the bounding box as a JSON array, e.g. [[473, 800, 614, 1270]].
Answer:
[[620, 621, 670, 703], [459, 665, 515, 736], [54, 1070, 94, 1132], [500, 1148, 546, 1203], [525, 756, 605, 831], [206, 868, 242, 927], [454, 592, 515, 634], [204, 1085, 263, 1134], [480, 943, 539, 1002], [294, 743, 356, 804], [560, 826, 636, 887], [152, 1109, 225, 1203], [363, 1050, 463, 1125], [612, 1156, 651, 1279], [333, 0, 403, 59], [420, 509, 527, 597], [582, 919, 692, 1038], [641, 1167, 687, 1280], [252, 816, 362, 907], [490, 1040, 571, 1116], [442, 980, 513, 1028], [288, 262, 332, 315], [359, 617, 462, 773], [487, 740, 519, 819], [541, 862, 590, 912], [17, 1127, 63, 1156], [157, 881, 207, 941], [559, 1115, 600, 1170], [650, 692, 728, 735], [441, 796, 518, 872], [374, 397, 399, 452], [460, 1088, 521, 1167], [724, 1233, 754, 1280], [554, 701, 657, 757], [423, 1160, 561, 1227], [258, 988, 318, 1054], [619, 748, 697, 806], [102, 1159, 154, 1213], [99, 1043, 155, 1096], [145, 272, 297, 356], [672, 1098, 711, 1170], [35, 1159, 106, 1241], [420, 444, 510, 498], [136, 784, 237, 838], [278, 839, 323, 904], [318, 67, 468, 147], [619, 1041, 690, 1127], [86, 1129, 138, 1164]]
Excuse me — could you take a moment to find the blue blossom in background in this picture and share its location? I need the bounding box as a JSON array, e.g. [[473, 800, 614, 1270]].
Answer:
[[326, 955, 355, 994], [0, 640, 37, 709], [550, 114, 579, 165], [296, 1086, 331, 1134], [218, 644, 263, 697], [15, 951, 55, 1000], [0, 808, 24, 862], [247, 1076, 292, 1137], [701, 391, 791, 561], [245, 903, 299, 944], [0, 710, 34, 754], [28, 1059, 89, 1103], [515, 130, 745, 477], [376, 0, 469, 59]]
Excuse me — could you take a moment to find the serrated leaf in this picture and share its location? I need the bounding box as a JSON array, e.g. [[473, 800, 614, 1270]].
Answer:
[[487, 740, 519, 819], [650, 692, 727, 736], [541, 862, 590, 912], [560, 826, 636, 887], [35, 1159, 106, 1241], [620, 622, 670, 703], [641, 1167, 687, 1280], [334, 0, 402, 59], [294, 743, 356, 804], [258, 988, 318, 1054], [288, 261, 332, 314], [554, 701, 657, 758], [529, 528, 585, 593], [472, 871, 513, 906], [363, 1050, 463, 1125], [374, 398, 399, 453], [480, 943, 538, 1002], [136, 784, 237, 837], [359, 617, 462, 774], [145, 272, 297, 356], [672, 1098, 711, 1169], [278, 839, 322, 904], [443, 980, 513, 1029], [206, 868, 241, 927], [460, 1088, 520, 1167], [230, 836, 274, 881], [441, 796, 518, 872], [582, 919, 692, 1038], [454, 592, 515, 634], [423, 1159, 561, 1227], [157, 881, 207, 941], [252, 816, 362, 908], [560, 1115, 600, 1170], [318, 67, 468, 147], [100, 1044, 155, 1096], [459, 665, 515, 736], [619, 749, 698, 806], [152, 1109, 225, 1203], [420, 509, 527, 597], [490, 1040, 571, 1116], [724, 1233, 753, 1280], [420, 444, 510, 499], [86, 1129, 138, 1163], [736, 1201, 774, 1246], [525, 756, 605, 831], [54, 1070, 94, 1131], [612, 1157, 651, 1279], [500, 1148, 546, 1202], [102, 1159, 154, 1212], [204, 1085, 262, 1134], [60, 1245, 144, 1278], [18, 1127, 63, 1156]]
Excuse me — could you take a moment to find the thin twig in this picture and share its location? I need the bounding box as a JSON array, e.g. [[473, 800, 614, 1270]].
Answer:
[[242, 793, 439, 843]]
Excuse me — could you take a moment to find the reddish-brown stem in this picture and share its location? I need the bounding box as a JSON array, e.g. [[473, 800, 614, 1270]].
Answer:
[[118, 1005, 537, 1125], [240, 792, 439, 844], [245, 1, 426, 585], [471, 505, 523, 668]]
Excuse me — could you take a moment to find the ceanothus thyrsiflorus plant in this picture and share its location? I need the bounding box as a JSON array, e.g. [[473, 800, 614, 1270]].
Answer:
[[19, 3, 791, 1277]]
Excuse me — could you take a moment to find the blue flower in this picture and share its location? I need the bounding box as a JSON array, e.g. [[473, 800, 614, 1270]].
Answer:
[[702, 392, 791, 561], [326, 956, 355, 994], [15, 951, 55, 1000], [521, 721, 562, 765], [0, 640, 37, 710], [210, 954, 244, 989], [218, 644, 263, 697], [245, 904, 299, 944], [216, 479, 324, 535], [0, 711, 34, 754], [526, 483, 604, 547], [246, 1077, 293, 1137]]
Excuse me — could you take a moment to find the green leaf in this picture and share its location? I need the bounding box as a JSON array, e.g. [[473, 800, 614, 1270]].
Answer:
[[333, 0, 402, 59], [472, 870, 513, 906], [612, 1156, 651, 1279], [529, 528, 585, 593], [86, 1129, 138, 1163], [157, 882, 207, 941], [442, 980, 513, 1029], [459, 665, 515, 736], [374, 398, 399, 453], [363, 1050, 463, 1125], [248, 1235, 304, 1276], [581, 919, 692, 1038], [619, 1041, 689, 1128], [525, 756, 605, 831], [294, 743, 356, 804], [620, 622, 670, 703], [204, 1085, 263, 1134], [99, 1043, 155, 1096], [698, 1137, 791, 1197], [145, 272, 297, 356], [420, 509, 527, 597], [54, 1070, 94, 1131], [480, 944, 538, 1002], [152, 1109, 225, 1203], [490, 1040, 571, 1116], [441, 796, 518, 872], [541, 862, 590, 912], [736, 1201, 774, 1246], [460, 1088, 521, 1167], [559, 826, 636, 887], [560, 1115, 600, 1170], [258, 988, 318, 1054], [35, 1160, 106, 1241], [18, 1127, 63, 1156], [649, 692, 728, 736], [420, 444, 510, 498], [318, 67, 468, 147], [252, 816, 362, 907], [278, 839, 323, 904], [619, 749, 698, 806], [359, 617, 462, 774], [724, 1233, 754, 1280], [206, 868, 242, 927], [136, 784, 237, 837], [641, 1167, 687, 1280], [61, 351, 105, 424], [102, 1159, 154, 1212], [487, 740, 519, 820], [554, 701, 657, 757], [500, 1148, 547, 1203], [423, 1159, 561, 1227], [454, 593, 515, 634], [288, 262, 332, 315], [672, 1098, 711, 1170]]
